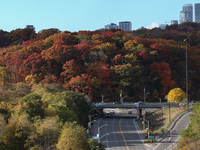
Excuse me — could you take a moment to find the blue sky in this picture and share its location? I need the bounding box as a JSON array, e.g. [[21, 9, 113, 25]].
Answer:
[[0, 0, 199, 33]]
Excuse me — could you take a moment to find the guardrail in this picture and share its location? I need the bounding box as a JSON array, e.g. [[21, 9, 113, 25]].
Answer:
[[92, 102, 179, 109]]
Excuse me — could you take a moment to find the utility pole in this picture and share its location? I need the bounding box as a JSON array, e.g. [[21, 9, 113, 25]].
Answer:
[[184, 39, 189, 108]]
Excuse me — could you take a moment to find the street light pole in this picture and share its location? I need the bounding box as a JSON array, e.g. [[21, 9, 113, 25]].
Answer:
[[1, 52, 6, 90], [89, 114, 97, 122], [162, 106, 164, 133], [184, 39, 189, 108], [143, 109, 145, 130], [147, 120, 149, 139], [144, 87, 150, 103], [88, 113, 97, 138], [151, 113, 154, 135]]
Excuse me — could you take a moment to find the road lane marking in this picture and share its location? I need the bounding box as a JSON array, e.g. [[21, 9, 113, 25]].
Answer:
[[112, 118, 120, 150], [133, 119, 150, 150], [119, 118, 130, 150]]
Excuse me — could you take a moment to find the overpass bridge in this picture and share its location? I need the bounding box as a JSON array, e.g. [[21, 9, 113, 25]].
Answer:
[[91, 102, 179, 117]]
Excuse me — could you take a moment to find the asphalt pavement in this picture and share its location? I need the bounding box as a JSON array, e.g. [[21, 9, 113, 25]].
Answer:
[[93, 117, 149, 150], [151, 111, 192, 150], [92, 109, 192, 150]]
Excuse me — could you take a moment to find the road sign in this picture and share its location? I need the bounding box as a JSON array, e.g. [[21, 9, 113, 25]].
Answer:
[[149, 136, 154, 139]]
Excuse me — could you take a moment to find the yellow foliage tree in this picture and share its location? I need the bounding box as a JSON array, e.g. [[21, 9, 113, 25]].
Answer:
[[56, 122, 89, 150], [167, 88, 186, 103], [25, 74, 36, 86]]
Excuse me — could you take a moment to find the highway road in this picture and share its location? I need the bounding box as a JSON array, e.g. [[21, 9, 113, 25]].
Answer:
[[93, 109, 150, 150], [92, 109, 192, 150], [151, 111, 192, 150]]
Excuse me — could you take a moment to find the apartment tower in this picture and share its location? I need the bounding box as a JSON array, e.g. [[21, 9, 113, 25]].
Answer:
[[119, 21, 132, 31], [105, 23, 119, 30], [195, 3, 200, 23], [179, 4, 193, 24]]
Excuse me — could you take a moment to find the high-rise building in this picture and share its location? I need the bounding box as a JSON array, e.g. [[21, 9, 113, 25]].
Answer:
[[119, 21, 132, 31], [159, 24, 167, 30], [171, 20, 178, 25], [105, 23, 119, 30], [26, 25, 35, 30], [179, 4, 193, 24], [195, 3, 200, 23]]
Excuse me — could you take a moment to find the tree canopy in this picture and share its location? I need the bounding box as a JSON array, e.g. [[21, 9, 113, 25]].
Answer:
[[167, 88, 186, 103]]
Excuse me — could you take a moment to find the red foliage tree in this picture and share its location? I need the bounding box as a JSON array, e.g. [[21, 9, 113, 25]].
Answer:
[[137, 51, 150, 63], [61, 60, 83, 83], [150, 62, 176, 95], [19, 53, 46, 82], [150, 43, 172, 63], [64, 74, 93, 99]]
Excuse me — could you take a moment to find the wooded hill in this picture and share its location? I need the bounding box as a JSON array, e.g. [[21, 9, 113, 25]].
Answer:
[[0, 22, 200, 102]]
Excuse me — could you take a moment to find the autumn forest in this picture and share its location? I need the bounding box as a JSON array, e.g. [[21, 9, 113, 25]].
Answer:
[[0, 22, 200, 149], [0, 22, 200, 102]]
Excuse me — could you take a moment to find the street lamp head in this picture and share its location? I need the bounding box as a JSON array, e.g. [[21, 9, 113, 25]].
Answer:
[[146, 92, 150, 95], [184, 39, 188, 42]]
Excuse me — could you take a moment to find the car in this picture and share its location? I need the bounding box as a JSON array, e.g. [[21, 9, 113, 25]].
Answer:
[[128, 111, 132, 114], [134, 101, 145, 107], [113, 102, 121, 105], [179, 103, 186, 106], [105, 113, 111, 117], [134, 101, 145, 105], [110, 109, 115, 114], [189, 103, 195, 106], [96, 102, 106, 106]]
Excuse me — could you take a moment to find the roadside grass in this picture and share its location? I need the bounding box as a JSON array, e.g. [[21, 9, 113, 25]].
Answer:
[[137, 106, 190, 142]]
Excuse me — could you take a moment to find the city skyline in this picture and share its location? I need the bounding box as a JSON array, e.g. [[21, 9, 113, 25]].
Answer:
[[0, 0, 199, 33]]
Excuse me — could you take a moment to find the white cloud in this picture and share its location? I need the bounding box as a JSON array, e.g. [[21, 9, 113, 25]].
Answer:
[[146, 22, 159, 29]]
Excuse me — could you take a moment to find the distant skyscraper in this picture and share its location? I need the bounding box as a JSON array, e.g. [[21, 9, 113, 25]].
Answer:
[[171, 20, 178, 25], [195, 3, 200, 23], [119, 21, 132, 31], [26, 25, 35, 30], [179, 4, 193, 24], [159, 24, 167, 30], [105, 23, 119, 30]]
